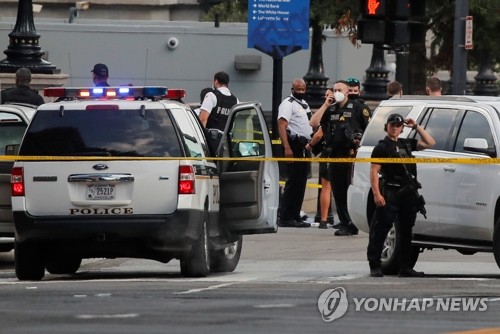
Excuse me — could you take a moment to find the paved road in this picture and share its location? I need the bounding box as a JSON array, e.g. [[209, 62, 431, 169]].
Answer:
[[1, 228, 500, 334]]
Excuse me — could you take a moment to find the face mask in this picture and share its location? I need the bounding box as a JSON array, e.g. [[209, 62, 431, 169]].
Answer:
[[334, 91, 345, 103], [292, 91, 306, 101], [348, 93, 359, 100]]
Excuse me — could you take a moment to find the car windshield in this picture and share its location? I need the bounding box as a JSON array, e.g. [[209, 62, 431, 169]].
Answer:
[[20, 108, 182, 157], [361, 106, 413, 146]]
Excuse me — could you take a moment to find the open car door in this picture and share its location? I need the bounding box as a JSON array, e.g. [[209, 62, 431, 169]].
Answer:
[[218, 102, 279, 234]]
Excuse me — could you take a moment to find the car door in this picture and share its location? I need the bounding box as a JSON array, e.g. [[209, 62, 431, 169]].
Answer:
[[437, 107, 497, 240], [218, 102, 279, 234], [411, 106, 462, 236]]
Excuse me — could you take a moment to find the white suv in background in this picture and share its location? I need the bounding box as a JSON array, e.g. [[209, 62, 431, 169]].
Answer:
[[11, 86, 279, 280], [0, 104, 36, 252], [348, 95, 500, 274]]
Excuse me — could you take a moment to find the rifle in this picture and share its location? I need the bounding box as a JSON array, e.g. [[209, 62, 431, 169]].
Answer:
[[397, 149, 427, 219]]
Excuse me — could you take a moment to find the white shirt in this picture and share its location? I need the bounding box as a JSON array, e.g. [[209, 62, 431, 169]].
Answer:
[[200, 87, 239, 114], [278, 95, 312, 139]]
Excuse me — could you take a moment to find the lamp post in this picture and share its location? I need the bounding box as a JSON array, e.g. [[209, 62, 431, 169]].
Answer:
[[361, 45, 390, 100], [473, 50, 499, 96], [0, 0, 58, 74], [303, 20, 329, 108]]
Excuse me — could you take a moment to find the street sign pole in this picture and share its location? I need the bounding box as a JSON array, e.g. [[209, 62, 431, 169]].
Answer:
[[452, 0, 468, 95], [272, 57, 283, 140], [247, 0, 310, 140]]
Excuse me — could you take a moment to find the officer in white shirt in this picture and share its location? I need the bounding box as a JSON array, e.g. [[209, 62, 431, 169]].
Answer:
[[277, 78, 312, 228]]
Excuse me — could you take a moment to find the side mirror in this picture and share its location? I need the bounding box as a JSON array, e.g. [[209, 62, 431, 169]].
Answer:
[[5, 144, 20, 155], [236, 141, 260, 157], [463, 138, 496, 157]]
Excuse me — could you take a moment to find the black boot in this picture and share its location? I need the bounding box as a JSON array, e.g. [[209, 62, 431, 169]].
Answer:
[[370, 267, 383, 277], [398, 268, 425, 277]]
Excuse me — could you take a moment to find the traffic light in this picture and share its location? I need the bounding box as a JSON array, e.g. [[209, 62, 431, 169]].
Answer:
[[358, 0, 425, 45]]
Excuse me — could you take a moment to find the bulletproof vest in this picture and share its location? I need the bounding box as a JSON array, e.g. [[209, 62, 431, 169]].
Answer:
[[380, 138, 417, 183], [206, 90, 238, 131], [323, 104, 354, 148]]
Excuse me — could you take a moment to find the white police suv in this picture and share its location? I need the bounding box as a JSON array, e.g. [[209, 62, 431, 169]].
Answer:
[[348, 95, 500, 274], [11, 86, 279, 280], [0, 103, 36, 252]]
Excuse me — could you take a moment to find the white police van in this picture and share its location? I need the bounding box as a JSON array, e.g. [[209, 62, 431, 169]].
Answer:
[[11, 86, 279, 280], [348, 95, 500, 274]]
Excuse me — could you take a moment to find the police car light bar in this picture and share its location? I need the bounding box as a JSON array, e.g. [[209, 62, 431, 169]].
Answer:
[[164, 88, 186, 100], [44, 86, 168, 99]]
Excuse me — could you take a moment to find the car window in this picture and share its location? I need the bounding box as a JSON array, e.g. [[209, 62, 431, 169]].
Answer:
[[228, 107, 265, 156], [421, 108, 459, 151], [0, 112, 27, 155], [361, 106, 412, 146], [170, 107, 204, 158], [20, 108, 181, 157], [454, 110, 495, 153]]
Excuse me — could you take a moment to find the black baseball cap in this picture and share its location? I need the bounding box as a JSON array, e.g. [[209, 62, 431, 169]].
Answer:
[[92, 63, 109, 76], [387, 113, 404, 124]]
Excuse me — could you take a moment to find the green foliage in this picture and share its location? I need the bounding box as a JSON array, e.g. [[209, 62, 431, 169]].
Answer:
[[202, 0, 248, 22]]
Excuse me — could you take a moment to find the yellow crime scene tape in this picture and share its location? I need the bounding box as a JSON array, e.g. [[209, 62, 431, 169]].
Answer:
[[0, 155, 498, 164], [1, 155, 497, 190]]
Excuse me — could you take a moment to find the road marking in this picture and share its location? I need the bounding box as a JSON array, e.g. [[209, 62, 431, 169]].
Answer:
[[76, 313, 139, 319], [173, 282, 238, 295], [254, 303, 296, 309]]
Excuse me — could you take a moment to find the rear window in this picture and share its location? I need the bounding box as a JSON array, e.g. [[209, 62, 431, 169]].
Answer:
[[0, 112, 27, 155], [20, 107, 181, 157], [361, 106, 413, 146]]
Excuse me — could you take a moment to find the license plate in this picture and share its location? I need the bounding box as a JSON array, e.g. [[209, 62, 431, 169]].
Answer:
[[87, 184, 115, 200]]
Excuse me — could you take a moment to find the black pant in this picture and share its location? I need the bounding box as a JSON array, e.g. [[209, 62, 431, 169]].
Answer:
[[280, 140, 310, 221], [327, 150, 352, 226], [366, 187, 417, 270]]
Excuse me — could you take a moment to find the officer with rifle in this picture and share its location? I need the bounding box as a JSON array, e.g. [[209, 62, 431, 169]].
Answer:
[[367, 113, 435, 278]]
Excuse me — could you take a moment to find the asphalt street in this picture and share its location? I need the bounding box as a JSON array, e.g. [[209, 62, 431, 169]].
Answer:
[[1, 228, 500, 334]]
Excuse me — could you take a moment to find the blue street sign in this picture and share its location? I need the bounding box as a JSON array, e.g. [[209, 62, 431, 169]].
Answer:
[[248, 0, 310, 58]]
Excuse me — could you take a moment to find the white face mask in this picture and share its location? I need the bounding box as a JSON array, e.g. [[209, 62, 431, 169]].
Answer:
[[334, 91, 345, 103]]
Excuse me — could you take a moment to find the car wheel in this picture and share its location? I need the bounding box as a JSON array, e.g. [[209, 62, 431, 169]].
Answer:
[[180, 212, 210, 278], [45, 256, 82, 275], [210, 235, 243, 273], [380, 221, 420, 275], [15, 241, 45, 281], [493, 217, 500, 269], [381, 224, 399, 275], [0, 243, 14, 253]]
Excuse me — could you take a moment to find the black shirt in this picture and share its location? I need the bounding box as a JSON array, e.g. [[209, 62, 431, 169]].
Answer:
[[1, 85, 44, 106], [371, 136, 418, 183]]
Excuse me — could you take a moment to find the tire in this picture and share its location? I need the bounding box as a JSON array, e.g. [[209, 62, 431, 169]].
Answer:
[[493, 217, 500, 269], [180, 212, 210, 278], [0, 243, 14, 253], [210, 235, 243, 273], [380, 219, 420, 275], [15, 241, 45, 281], [46, 256, 82, 275]]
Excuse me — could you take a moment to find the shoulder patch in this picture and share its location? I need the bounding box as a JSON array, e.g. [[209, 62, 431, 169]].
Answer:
[[363, 108, 370, 117]]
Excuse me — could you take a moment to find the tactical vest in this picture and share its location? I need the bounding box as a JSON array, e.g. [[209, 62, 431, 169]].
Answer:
[[323, 105, 354, 150], [379, 138, 417, 184], [206, 90, 238, 131]]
